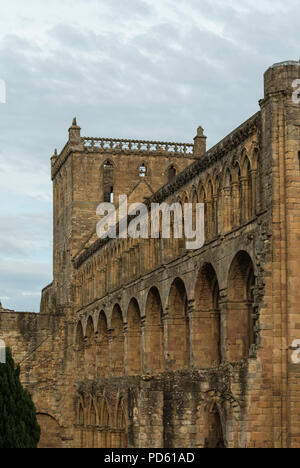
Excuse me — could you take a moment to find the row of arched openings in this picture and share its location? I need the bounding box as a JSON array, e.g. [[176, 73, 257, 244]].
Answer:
[[76, 397, 127, 448], [76, 251, 256, 379], [75, 398, 225, 449]]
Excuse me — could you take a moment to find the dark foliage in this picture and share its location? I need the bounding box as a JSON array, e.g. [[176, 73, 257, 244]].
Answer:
[[0, 348, 40, 448]]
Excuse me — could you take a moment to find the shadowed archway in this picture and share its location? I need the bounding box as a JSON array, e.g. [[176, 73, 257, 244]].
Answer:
[[193, 264, 221, 368], [86, 317, 96, 379], [167, 278, 190, 370], [111, 305, 125, 376], [97, 311, 109, 378], [127, 298, 142, 375], [145, 287, 164, 373], [227, 251, 255, 361]]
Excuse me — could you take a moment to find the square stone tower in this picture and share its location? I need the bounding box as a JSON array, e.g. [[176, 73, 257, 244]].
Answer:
[[41, 120, 202, 315]]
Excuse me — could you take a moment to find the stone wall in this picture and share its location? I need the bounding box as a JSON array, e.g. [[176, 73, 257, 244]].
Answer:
[[0, 311, 75, 448], [1, 60, 300, 448]]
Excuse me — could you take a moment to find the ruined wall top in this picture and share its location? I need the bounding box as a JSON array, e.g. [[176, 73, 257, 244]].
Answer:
[[51, 119, 206, 180], [264, 60, 300, 98], [268, 60, 300, 69]]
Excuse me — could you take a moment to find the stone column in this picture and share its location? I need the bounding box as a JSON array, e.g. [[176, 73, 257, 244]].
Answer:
[[107, 329, 113, 378], [193, 126, 207, 157], [232, 181, 240, 227], [187, 299, 196, 367], [240, 176, 248, 222], [123, 323, 128, 375], [251, 169, 257, 216], [141, 317, 146, 374], [213, 193, 218, 236], [206, 198, 212, 239], [218, 289, 228, 362], [223, 186, 232, 232], [162, 308, 170, 370]]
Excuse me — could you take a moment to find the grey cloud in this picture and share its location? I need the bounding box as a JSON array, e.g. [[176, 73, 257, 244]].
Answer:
[[0, 0, 299, 311], [0, 259, 51, 312], [0, 212, 52, 259]]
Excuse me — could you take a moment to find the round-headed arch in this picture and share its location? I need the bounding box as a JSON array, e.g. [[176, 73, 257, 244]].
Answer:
[[97, 311, 109, 378], [85, 316, 96, 379], [127, 298, 142, 375], [226, 251, 255, 361], [111, 304, 125, 377], [167, 277, 190, 370], [193, 263, 221, 368], [145, 286, 164, 373]]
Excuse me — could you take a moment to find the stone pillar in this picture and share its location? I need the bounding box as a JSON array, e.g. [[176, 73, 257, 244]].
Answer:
[[193, 126, 207, 157], [107, 329, 113, 378], [218, 289, 228, 362], [240, 176, 248, 223], [223, 186, 231, 232], [217, 189, 222, 235], [231, 181, 240, 227], [141, 317, 146, 374], [68, 117, 81, 143], [123, 323, 128, 375], [162, 309, 170, 370], [206, 199, 212, 239], [212, 193, 218, 236], [251, 169, 257, 216], [187, 299, 196, 367]]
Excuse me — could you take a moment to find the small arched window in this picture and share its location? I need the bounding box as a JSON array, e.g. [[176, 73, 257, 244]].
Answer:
[[168, 165, 176, 184], [103, 160, 114, 203], [139, 163, 147, 177]]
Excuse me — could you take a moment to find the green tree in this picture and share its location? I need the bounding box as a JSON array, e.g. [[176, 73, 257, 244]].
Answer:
[[0, 347, 40, 448]]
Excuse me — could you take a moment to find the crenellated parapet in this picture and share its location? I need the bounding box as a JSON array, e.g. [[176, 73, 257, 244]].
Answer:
[[82, 136, 194, 157], [51, 132, 198, 180]]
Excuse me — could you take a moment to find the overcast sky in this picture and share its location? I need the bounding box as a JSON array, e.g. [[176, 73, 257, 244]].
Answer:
[[0, 0, 299, 312]]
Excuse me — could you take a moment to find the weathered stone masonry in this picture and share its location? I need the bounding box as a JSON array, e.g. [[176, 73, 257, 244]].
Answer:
[[1, 61, 300, 448]]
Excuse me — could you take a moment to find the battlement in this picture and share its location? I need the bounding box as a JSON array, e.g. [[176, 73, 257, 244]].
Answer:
[[51, 119, 205, 180], [51, 136, 196, 180], [82, 136, 194, 156]]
